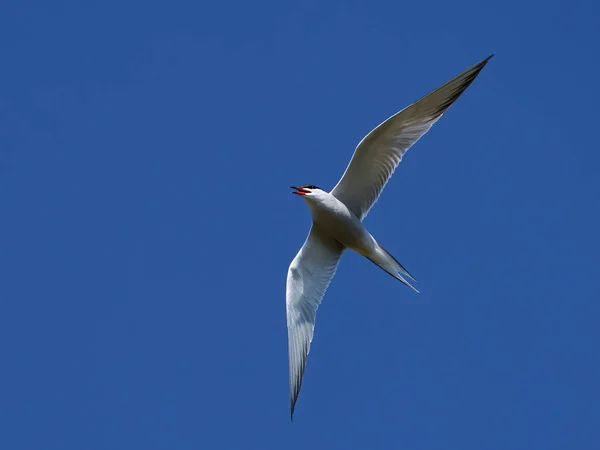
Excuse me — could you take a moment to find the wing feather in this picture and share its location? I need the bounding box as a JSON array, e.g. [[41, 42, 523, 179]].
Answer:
[[286, 226, 344, 419], [331, 55, 493, 220]]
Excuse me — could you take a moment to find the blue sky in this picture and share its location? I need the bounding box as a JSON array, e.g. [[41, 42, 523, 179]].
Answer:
[[1, 0, 599, 448]]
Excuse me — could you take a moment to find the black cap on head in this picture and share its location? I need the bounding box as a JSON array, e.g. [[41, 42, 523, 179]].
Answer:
[[300, 185, 321, 190]]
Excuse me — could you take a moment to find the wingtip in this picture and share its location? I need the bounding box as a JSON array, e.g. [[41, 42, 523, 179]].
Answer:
[[467, 54, 494, 74], [479, 54, 495, 67], [290, 391, 299, 421]]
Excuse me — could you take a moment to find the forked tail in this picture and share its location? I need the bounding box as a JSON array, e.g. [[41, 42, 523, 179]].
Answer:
[[366, 243, 419, 293]]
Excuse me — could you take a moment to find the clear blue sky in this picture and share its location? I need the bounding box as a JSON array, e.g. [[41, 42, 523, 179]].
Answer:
[[1, 0, 599, 448]]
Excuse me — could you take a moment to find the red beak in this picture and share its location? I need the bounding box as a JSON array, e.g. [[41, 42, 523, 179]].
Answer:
[[290, 186, 309, 196]]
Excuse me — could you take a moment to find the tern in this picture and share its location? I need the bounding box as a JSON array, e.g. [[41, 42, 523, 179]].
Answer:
[[287, 55, 493, 418]]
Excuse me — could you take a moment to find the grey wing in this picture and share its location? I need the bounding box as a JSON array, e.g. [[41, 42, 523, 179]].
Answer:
[[331, 55, 493, 220], [286, 226, 344, 419]]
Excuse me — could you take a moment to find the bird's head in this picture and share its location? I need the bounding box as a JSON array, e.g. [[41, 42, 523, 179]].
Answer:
[[290, 185, 324, 199]]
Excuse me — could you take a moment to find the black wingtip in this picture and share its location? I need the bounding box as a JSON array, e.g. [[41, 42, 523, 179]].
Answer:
[[473, 54, 494, 73], [290, 386, 299, 421], [478, 54, 495, 68], [468, 54, 494, 75]]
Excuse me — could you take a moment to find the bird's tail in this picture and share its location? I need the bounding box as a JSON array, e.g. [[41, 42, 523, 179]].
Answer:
[[366, 243, 419, 293]]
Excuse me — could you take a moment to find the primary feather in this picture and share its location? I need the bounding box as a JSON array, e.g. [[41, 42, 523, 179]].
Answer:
[[331, 55, 493, 220]]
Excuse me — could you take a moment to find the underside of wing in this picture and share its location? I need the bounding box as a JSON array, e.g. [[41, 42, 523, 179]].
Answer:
[[286, 226, 344, 419], [331, 55, 493, 220]]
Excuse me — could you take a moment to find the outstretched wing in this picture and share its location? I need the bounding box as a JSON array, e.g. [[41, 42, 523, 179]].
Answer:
[[286, 226, 344, 419], [331, 55, 493, 220]]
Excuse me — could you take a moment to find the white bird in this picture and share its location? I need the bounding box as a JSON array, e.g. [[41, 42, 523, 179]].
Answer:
[[286, 55, 493, 418]]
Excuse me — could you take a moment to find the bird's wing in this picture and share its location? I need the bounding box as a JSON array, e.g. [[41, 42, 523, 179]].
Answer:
[[331, 55, 493, 220], [286, 226, 344, 419]]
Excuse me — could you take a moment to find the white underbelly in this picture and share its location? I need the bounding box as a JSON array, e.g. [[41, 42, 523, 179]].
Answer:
[[314, 209, 375, 255]]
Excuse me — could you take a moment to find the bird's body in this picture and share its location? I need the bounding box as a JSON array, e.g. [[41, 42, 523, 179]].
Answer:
[[298, 190, 414, 286], [305, 190, 374, 255], [286, 55, 493, 418]]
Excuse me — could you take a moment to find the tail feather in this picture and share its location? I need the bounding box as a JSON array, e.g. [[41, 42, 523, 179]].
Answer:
[[366, 244, 419, 293], [378, 244, 417, 283]]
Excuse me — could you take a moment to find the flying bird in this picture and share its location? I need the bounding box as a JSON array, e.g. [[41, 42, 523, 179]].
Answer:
[[287, 55, 493, 418]]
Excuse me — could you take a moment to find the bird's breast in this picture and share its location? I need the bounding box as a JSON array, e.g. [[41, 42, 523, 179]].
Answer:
[[309, 197, 375, 255]]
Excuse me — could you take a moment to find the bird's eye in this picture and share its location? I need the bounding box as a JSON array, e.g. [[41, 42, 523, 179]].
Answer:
[[302, 185, 320, 190]]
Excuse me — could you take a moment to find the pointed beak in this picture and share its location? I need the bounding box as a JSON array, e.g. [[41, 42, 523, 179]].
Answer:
[[290, 186, 309, 196]]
